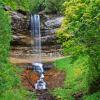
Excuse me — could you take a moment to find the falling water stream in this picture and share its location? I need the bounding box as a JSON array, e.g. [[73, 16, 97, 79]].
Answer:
[[31, 14, 41, 63], [31, 14, 47, 90]]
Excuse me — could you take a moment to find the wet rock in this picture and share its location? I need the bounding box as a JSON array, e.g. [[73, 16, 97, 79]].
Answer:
[[11, 11, 29, 36], [43, 62, 55, 70], [73, 92, 83, 100], [41, 34, 57, 45], [13, 35, 21, 40], [41, 16, 64, 35], [45, 16, 64, 28], [22, 68, 65, 90], [11, 34, 32, 46], [36, 90, 56, 100], [10, 10, 31, 46], [40, 15, 63, 45], [10, 11, 63, 46], [17, 9, 28, 15], [10, 13, 63, 58], [4, 6, 12, 11]]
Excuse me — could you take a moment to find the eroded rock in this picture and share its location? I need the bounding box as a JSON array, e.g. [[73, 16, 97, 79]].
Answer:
[[11, 11, 29, 35]]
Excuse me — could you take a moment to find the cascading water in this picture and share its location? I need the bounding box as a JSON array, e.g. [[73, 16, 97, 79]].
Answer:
[[31, 14, 47, 90], [31, 14, 41, 62]]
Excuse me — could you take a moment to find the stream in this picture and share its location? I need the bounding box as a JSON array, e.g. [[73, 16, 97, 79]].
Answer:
[[31, 14, 47, 90]]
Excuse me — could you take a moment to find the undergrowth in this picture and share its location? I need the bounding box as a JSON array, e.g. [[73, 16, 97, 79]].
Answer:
[[0, 6, 36, 100], [52, 54, 99, 100]]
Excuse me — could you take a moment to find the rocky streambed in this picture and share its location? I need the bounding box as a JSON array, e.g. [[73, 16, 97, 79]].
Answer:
[[20, 63, 65, 100]]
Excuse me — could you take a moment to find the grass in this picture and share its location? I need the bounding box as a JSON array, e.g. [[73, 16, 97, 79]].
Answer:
[[83, 91, 100, 100], [52, 54, 90, 99]]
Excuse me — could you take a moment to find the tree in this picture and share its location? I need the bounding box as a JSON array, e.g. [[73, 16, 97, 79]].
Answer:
[[0, 3, 35, 100], [45, 0, 65, 14], [57, 0, 100, 92]]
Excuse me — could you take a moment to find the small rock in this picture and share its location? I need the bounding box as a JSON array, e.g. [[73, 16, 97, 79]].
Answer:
[[73, 92, 83, 100], [4, 6, 12, 11]]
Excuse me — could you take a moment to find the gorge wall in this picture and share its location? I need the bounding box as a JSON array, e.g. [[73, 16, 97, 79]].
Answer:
[[9, 8, 64, 63]]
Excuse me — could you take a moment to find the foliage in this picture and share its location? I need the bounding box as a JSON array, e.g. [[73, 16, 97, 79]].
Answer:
[[53, 54, 89, 99], [0, 0, 18, 10], [0, 5, 11, 64], [45, 0, 66, 14], [0, 6, 36, 99], [27, 0, 66, 13], [0, 0, 39, 99], [29, 0, 45, 13], [83, 91, 100, 100], [56, 0, 100, 94], [52, 87, 74, 100], [0, 0, 43, 12], [0, 0, 28, 11], [0, 0, 65, 13]]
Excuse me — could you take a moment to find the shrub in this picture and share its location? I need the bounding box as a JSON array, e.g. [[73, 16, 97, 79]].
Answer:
[[56, 0, 100, 96], [0, 6, 36, 100], [45, 0, 65, 14]]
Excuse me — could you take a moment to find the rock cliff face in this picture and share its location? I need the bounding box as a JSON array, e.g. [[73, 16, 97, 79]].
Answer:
[[45, 16, 63, 28], [3, 5, 63, 47], [41, 15, 64, 46], [10, 10, 63, 59], [41, 15, 63, 35], [11, 11, 31, 45], [11, 11, 29, 35], [11, 11, 64, 46]]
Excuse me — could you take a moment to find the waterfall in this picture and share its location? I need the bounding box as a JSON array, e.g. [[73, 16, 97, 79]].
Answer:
[[31, 14, 47, 90], [31, 14, 41, 63]]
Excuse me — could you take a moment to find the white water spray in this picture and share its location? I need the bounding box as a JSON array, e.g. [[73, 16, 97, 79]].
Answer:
[[31, 14, 47, 90]]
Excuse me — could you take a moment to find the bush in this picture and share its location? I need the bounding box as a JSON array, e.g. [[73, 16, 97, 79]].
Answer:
[[84, 91, 100, 100], [0, 6, 36, 99], [53, 54, 89, 99], [56, 0, 100, 91], [45, 0, 65, 14]]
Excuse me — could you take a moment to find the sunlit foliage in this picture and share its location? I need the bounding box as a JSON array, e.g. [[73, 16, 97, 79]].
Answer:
[[56, 0, 100, 97], [0, 1, 36, 99], [45, 0, 66, 13]]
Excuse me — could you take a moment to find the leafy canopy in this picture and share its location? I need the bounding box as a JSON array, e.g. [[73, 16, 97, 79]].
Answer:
[[56, 0, 100, 94]]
